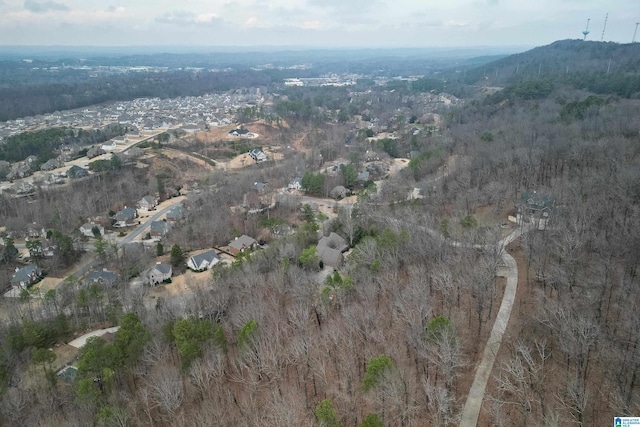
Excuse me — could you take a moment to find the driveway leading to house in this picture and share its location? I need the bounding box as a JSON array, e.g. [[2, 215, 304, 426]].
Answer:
[[68, 326, 120, 348], [371, 213, 531, 427], [459, 252, 518, 427]]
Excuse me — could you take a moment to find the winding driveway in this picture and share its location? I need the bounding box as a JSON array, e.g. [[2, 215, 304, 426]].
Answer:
[[372, 213, 529, 427], [457, 225, 529, 427]]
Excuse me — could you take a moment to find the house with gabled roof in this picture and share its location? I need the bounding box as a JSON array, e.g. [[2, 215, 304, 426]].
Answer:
[[229, 235, 258, 256], [27, 222, 46, 239], [316, 232, 349, 268], [149, 221, 171, 238], [288, 177, 302, 191], [166, 205, 183, 222], [249, 148, 267, 162], [67, 165, 89, 179], [85, 269, 118, 287], [143, 262, 172, 285], [114, 207, 137, 227], [187, 249, 220, 271], [137, 195, 158, 212], [229, 128, 250, 137], [516, 190, 555, 230], [10, 264, 43, 289], [80, 222, 104, 238]]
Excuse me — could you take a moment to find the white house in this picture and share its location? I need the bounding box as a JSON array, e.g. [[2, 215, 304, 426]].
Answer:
[[187, 249, 221, 271], [101, 141, 118, 151], [288, 177, 302, 191]]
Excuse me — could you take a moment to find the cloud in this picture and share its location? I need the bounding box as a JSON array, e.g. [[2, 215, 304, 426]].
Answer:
[[307, 0, 379, 14], [24, 0, 69, 13], [155, 10, 221, 26], [106, 5, 125, 13]]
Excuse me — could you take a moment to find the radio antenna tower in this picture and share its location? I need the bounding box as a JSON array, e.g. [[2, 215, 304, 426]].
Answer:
[[633, 22, 639, 43], [582, 18, 590, 40], [601, 13, 608, 41]]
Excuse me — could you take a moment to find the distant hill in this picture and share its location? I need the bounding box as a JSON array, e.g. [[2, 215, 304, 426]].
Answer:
[[463, 39, 640, 86]]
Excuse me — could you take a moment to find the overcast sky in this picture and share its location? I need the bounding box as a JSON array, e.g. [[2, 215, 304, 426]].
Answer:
[[0, 0, 637, 48]]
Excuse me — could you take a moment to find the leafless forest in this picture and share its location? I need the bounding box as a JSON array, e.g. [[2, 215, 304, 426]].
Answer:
[[1, 72, 640, 427]]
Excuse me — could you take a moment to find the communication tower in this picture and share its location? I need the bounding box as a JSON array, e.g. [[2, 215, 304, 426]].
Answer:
[[601, 13, 608, 42], [633, 23, 639, 43], [582, 19, 590, 40]]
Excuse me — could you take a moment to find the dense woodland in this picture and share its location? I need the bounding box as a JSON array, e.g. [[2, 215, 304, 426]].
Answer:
[[1, 41, 640, 426]]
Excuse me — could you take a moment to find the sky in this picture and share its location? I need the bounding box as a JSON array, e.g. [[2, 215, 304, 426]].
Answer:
[[0, 0, 637, 48]]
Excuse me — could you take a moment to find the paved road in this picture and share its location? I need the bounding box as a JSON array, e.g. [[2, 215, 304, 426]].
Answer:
[[119, 201, 183, 245]]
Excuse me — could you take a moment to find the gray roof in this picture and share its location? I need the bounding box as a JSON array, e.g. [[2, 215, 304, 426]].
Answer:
[[139, 195, 156, 206], [68, 164, 88, 178], [229, 235, 257, 251], [146, 263, 172, 275], [80, 222, 101, 231], [166, 205, 183, 220], [150, 221, 171, 235], [357, 171, 370, 181], [86, 270, 118, 285], [317, 246, 343, 268], [189, 250, 220, 268], [11, 264, 42, 284], [115, 207, 137, 221], [317, 232, 349, 253], [521, 191, 554, 210]]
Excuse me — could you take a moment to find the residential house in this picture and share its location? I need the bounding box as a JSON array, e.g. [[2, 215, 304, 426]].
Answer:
[[112, 135, 128, 144], [356, 171, 370, 182], [229, 128, 250, 137], [10, 264, 43, 289], [516, 191, 555, 230], [101, 141, 118, 151], [316, 232, 349, 268], [7, 164, 32, 181], [67, 165, 89, 179], [87, 146, 105, 159], [249, 148, 267, 162], [330, 185, 348, 200], [252, 182, 267, 192], [80, 222, 104, 238], [27, 222, 46, 239], [229, 235, 258, 256], [288, 177, 302, 191], [187, 249, 220, 271], [114, 207, 137, 227], [181, 124, 200, 134], [149, 221, 171, 239], [137, 195, 158, 212], [143, 262, 172, 285], [13, 181, 33, 195], [85, 269, 118, 287], [43, 173, 64, 185], [166, 205, 183, 222], [40, 157, 64, 171]]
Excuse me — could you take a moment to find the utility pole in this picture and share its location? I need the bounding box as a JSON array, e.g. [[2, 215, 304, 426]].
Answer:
[[601, 13, 608, 42], [633, 23, 639, 43]]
